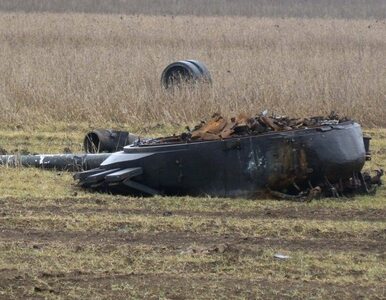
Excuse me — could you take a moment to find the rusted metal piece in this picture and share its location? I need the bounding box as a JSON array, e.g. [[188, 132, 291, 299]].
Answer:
[[191, 113, 227, 140], [142, 112, 351, 145]]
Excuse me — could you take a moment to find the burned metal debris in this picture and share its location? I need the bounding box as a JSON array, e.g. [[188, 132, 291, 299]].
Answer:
[[139, 111, 351, 145], [74, 112, 382, 199], [0, 112, 382, 200], [84, 129, 138, 153]]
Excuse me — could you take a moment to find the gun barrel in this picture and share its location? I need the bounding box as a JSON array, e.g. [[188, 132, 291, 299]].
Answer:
[[0, 153, 111, 171]]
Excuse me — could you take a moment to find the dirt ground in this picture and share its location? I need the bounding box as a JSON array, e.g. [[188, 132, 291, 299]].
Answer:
[[0, 193, 385, 299], [0, 129, 385, 299]]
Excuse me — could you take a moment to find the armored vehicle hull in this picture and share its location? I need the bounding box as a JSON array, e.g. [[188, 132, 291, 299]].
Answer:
[[75, 121, 367, 198]]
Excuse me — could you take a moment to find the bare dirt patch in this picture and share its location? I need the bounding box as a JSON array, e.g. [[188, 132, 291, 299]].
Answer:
[[1, 269, 384, 300], [0, 228, 384, 254], [3, 202, 386, 221]]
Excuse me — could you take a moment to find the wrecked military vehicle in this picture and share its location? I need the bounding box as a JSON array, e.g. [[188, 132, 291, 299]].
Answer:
[[75, 112, 383, 199], [1, 112, 381, 200]]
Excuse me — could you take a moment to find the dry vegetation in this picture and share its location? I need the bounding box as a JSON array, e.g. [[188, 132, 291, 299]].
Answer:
[[0, 13, 385, 130], [1, 0, 386, 19], [0, 2, 385, 299]]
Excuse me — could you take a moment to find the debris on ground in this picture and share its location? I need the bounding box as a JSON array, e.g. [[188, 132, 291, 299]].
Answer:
[[139, 111, 350, 144], [162, 211, 173, 217], [274, 253, 291, 260], [1, 110, 383, 200], [181, 243, 230, 255]]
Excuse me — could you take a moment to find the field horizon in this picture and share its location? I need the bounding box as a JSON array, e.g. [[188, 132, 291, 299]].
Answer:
[[1, 0, 386, 19]]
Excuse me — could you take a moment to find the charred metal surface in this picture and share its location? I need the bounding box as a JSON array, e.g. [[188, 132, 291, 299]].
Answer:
[[84, 130, 138, 153], [75, 120, 382, 198], [140, 111, 351, 144]]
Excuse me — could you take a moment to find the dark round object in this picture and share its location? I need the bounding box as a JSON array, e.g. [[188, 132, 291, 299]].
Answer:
[[161, 60, 211, 89], [84, 130, 138, 153]]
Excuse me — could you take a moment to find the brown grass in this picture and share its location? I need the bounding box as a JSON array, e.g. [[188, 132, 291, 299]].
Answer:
[[1, 0, 386, 19], [0, 13, 385, 130]]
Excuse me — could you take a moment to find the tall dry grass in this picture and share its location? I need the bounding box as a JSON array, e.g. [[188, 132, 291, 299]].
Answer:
[[0, 13, 385, 129], [1, 0, 386, 19]]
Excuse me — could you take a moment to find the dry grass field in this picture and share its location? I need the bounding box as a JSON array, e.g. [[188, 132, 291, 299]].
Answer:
[[0, 13, 385, 129], [0, 3, 385, 299], [1, 0, 386, 19]]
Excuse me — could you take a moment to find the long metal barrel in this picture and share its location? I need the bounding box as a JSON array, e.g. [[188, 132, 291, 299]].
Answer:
[[0, 153, 111, 171]]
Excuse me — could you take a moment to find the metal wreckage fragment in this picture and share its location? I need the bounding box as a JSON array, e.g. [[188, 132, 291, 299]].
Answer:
[[0, 112, 383, 200]]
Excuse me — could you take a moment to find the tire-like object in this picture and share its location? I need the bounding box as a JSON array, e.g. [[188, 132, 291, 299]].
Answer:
[[84, 130, 138, 153], [161, 60, 211, 89], [186, 60, 211, 83]]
